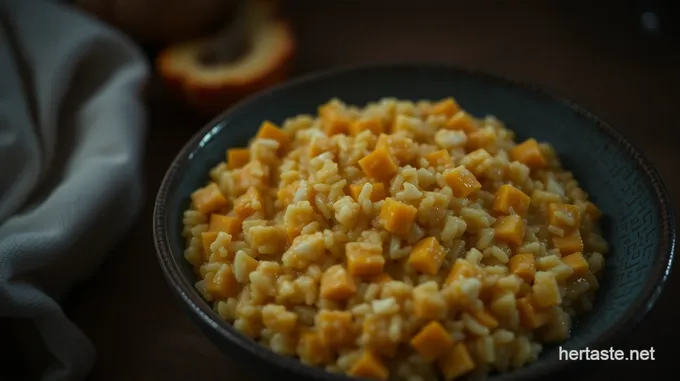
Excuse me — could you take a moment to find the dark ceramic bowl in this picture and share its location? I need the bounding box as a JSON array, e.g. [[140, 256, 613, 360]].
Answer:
[[153, 64, 675, 381]]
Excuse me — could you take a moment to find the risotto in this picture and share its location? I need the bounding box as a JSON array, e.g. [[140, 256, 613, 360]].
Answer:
[[182, 97, 608, 381]]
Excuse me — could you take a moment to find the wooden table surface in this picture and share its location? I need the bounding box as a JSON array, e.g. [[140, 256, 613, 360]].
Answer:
[[10, 1, 680, 380]]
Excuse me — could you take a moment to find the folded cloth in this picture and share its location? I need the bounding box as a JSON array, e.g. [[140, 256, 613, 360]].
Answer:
[[0, 0, 149, 380]]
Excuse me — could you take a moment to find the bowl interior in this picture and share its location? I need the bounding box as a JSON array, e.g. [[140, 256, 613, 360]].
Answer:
[[156, 65, 674, 380]]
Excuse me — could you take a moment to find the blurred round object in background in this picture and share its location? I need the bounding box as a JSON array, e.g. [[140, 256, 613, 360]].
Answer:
[[155, 0, 295, 117]]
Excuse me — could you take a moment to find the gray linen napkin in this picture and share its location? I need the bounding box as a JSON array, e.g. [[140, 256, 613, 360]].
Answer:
[[0, 0, 149, 380]]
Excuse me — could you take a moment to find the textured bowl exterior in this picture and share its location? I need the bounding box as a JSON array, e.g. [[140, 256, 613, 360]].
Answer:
[[153, 64, 675, 381]]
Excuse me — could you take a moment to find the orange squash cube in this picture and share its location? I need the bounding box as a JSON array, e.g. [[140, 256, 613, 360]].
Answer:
[[466, 127, 496, 151], [206, 264, 239, 299], [316, 309, 355, 348], [256, 121, 290, 153], [349, 350, 389, 380], [509, 253, 536, 283], [233, 187, 265, 219], [471, 308, 499, 329], [426, 98, 461, 118], [319, 104, 352, 136], [320, 264, 356, 300], [358, 148, 399, 182], [445, 259, 478, 284], [548, 203, 581, 230], [201, 231, 219, 260], [494, 215, 525, 246], [562, 252, 590, 276], [379, 198, 418, 235], [349, 117, 384, 136], [297, 330, 332, 365], [438, 343, 475, 380], [510, 138, 546, 169], [209, 214, 241, 236], [492, 184, 531, 216], [443, 111, 478, 133], [424, 149, 453, 167], [375, 133, 416, 164], [226, 148, 250, 169], [532, 271, 562, 307], [408, 237, 446, 275], [346, 242, 385, 277], [410, 321, 453, 362], [349, 182, 387, 202], [552, 229, 584, 255], [517, 295, 551, 329], [444, 165, 482, 198], [191, 183, 228, 214]]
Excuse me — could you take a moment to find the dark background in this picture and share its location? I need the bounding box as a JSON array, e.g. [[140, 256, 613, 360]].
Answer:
[[2, 0, 679, 380]]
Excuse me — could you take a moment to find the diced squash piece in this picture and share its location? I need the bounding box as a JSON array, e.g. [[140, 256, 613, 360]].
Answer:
[[424, 149, 452, 166], [509, 253, 536, 283], [297, 330, 332, 365], [445, 259, 478, 284], [584, 201, 602, 221], [233, 187, 264, 219], [466, 127, 496, 151], [492, 184, 531, 216], [201, 231, 219, 260], [426, 98, 461, 118], [350, 117, 384, 136], [320, 264, 356, 300], [320, 104, 352, 136], [209, 214, 241, 236], [532, 271, 562, 307], [410, 321, 453, 362], [438, 343, 475, 380], [379, 198, 418, 235], [562, 252, 589, 276], [408, 237, 446, 275], [349, 350, 389, 380], [375, 133, 416, 164], [494, 215, 525, 246], [510, 138, 546, 169], [548, 203, 581, 230], [227, 148, 250, 169], [256, 121, 290, 153], [346, 242, 385, 277], [443, 111, 478, 133], [233, 251, 259, 283], [444, 165, 481, 198], [316, 309, 355, 348], [205, 264, 239, 299], [349, 182, 387, 202], [471, 308, 499, 329], [517, 295, 551, 329], [191, 183, 228, 214], [552, 229, 584, 255], [358, 148, 399, 182]]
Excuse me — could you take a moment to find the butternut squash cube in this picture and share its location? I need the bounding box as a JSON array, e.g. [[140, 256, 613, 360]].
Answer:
[[316, 309, 354, 348], [346, 242, 385, 277], [494, 215, 525, 246], [410, 321, 453, 362], [424, 149, 453, 167], [209, 214, 241, 236], [532, 271, 562, 307], [517, 295, 551, 329], [548, 203, 581, 230], [471, 308, 499, 329], [227, 148, 250, 169], [379, 198, 418, 235], [349, 117, 384, 136], [444, 165, 482, 198], [320, 104, 352, 136], [438, 343, 475, 380], [443, 111, 478, 133], [233, 187, 264, 219], [349, 350, 389, 380], [426, 97, 460, 118], [358, 148, 399, 182], [375, 133, 416, 164], [492, 184, 531, 216], [510, 138, 546, 169], [562, 252, 589, 276], [320, 264, 356, 300], [191, 183, 228, 214], [256, 121, 290, 153], [466, 127, 496, 151], [408, 237, 446, 275], [445, 259, 478, 284], [552, 229, 584, 255], [349, 182, 387, 202], [297, 330, 332, 365], [201, 231, 219, 260], [206, 264, 239, 299], [509, 253, 536, 283]]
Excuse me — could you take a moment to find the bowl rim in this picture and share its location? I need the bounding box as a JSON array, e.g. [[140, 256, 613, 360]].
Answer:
[[153, 62, 676, 381]]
